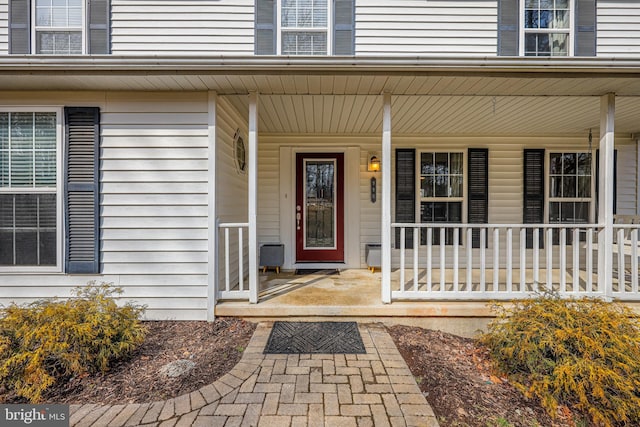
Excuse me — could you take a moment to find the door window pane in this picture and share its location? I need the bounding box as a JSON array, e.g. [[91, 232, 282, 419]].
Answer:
[[305, 160, 335, 248]]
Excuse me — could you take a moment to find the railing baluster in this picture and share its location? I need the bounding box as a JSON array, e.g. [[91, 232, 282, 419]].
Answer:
[[400, 227, 406, 293], [506, 227, 512, 294], [586, 228, 593, 292], [618, 228, 625, 291], [440, 228, 446, 290], [533, 228, 540, 286], [632, 229, 638, 295], [519, 227, 526, 292], [480, 228, 486, 293], [546, 227, 553, 290], [559, 227, 566, 294], [573, 228, 579, 293], [225, 227, 230, 292], [466, 227, 472, 292], [238, 227, 244, 291], [427, 228, 432, 292], [453, 227, 459, 292], [413, 226, 419, 291], [493, 227, 499, 292]]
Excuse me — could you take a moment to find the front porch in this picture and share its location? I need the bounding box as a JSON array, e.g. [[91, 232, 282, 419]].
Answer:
[[206, 66, 640, 321]]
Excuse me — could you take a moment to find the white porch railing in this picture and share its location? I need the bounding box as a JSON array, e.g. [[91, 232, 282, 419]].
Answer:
[[217, 221, 250, 300], [612, 224, 640, 299], [390, 222, 640, 301]]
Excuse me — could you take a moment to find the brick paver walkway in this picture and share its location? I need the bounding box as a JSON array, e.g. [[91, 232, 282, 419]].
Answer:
[[69, 322, 439, 426]]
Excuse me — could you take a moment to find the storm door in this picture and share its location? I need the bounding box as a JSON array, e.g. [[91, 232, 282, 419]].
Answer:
[[295, 153, 344, 262]]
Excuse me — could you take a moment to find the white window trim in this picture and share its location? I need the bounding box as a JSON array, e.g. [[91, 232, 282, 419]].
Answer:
[[545, 150, 596, 225], [0, 107, 64, 273], [519, 0, 576, 57], [417, 149, 467, 246], [31, 0, 87, 55], [276, 0, 333, 55]]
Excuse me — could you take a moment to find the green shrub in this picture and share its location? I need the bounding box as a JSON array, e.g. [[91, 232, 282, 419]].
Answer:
[[479, 295, 640, 427], [0, 282, 146, 402]]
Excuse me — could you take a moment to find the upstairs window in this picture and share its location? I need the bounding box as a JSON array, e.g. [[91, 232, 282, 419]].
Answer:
[[497, 0, 596, 56], [255, 0, 354, 55], [523, 0, 571, 56], [35, 0, 83, 54], [282, 0, 328, 55], [9, 0, 110, 54]]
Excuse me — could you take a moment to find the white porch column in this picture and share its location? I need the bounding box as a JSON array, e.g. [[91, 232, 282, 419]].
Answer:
[[598, 93, 615, 299], [248, 92, 259, 304], [381, 93, 392, 304], [207, 91, 218, 321]]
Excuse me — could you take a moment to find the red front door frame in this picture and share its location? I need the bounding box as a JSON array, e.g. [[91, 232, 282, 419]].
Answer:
[[295, 152, 345, 262]]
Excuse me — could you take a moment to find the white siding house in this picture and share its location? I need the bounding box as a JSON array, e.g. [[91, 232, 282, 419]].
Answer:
[[1, 0, 640, 320]]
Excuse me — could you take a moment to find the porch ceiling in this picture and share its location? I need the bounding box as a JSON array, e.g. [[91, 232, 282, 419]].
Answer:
[[225, 94, 640, 136]]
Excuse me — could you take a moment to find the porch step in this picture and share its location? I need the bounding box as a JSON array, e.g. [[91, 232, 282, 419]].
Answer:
[[214, 301, 494, 338]]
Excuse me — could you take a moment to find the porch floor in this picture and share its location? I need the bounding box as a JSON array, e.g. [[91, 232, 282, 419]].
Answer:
[[215, 268, 640, 330], [215, 269, 496, 332]]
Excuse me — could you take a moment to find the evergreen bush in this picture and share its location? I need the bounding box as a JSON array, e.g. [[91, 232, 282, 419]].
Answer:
[[0, 282, 146, 402], [480, 295, 640, 427]]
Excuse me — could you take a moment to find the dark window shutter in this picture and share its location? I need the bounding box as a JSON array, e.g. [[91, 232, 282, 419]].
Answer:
[[395, 149, 415, 249], [468, 149, 489, 248], [9, 0, 30, 54], [575, 0, 596, 56], [334, 0, 355, 55], [255, 0, 276, 55], [65, 107, 100, 274], [523, 149, 545, 248], [498, 0, 519, 56], [595, 149, 617, 219], [88, 0, 110, 54]]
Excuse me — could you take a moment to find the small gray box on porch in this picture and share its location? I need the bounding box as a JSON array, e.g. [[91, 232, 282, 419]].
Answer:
[[260, 243, 284, 273], [365, 243, 381, 272]]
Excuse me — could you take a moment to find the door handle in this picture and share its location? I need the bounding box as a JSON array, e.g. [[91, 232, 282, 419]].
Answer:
[[296, 205, 302, 230]]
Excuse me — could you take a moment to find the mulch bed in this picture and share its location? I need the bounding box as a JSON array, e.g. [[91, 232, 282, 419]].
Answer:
[[0, 317, 256, 405], [387, 325, 579, 427]]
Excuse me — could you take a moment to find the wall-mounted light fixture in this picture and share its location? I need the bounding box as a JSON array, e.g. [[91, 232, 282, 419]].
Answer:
[[368, 154, 381, 172], [367, 154, 380, 202]]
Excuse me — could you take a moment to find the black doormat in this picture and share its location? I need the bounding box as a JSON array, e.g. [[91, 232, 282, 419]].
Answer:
[[294, 268, 340, 275], [264, 321, 366, 354]]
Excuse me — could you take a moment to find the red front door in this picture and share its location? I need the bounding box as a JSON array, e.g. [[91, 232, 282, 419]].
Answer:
[[295, 153, 344, 262]]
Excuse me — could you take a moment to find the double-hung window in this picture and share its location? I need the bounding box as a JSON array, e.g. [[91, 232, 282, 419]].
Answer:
[[34, 0, 83, 54], [498, 0, 595, 56], [523, 0, 572, 56], [8, 0, 110, 54], [0, 110, 61, 270], [281, 0, 328, 55], [255, 0, 354, 55], [419, 152, 464, 245], [549, 151, 592, 223]]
